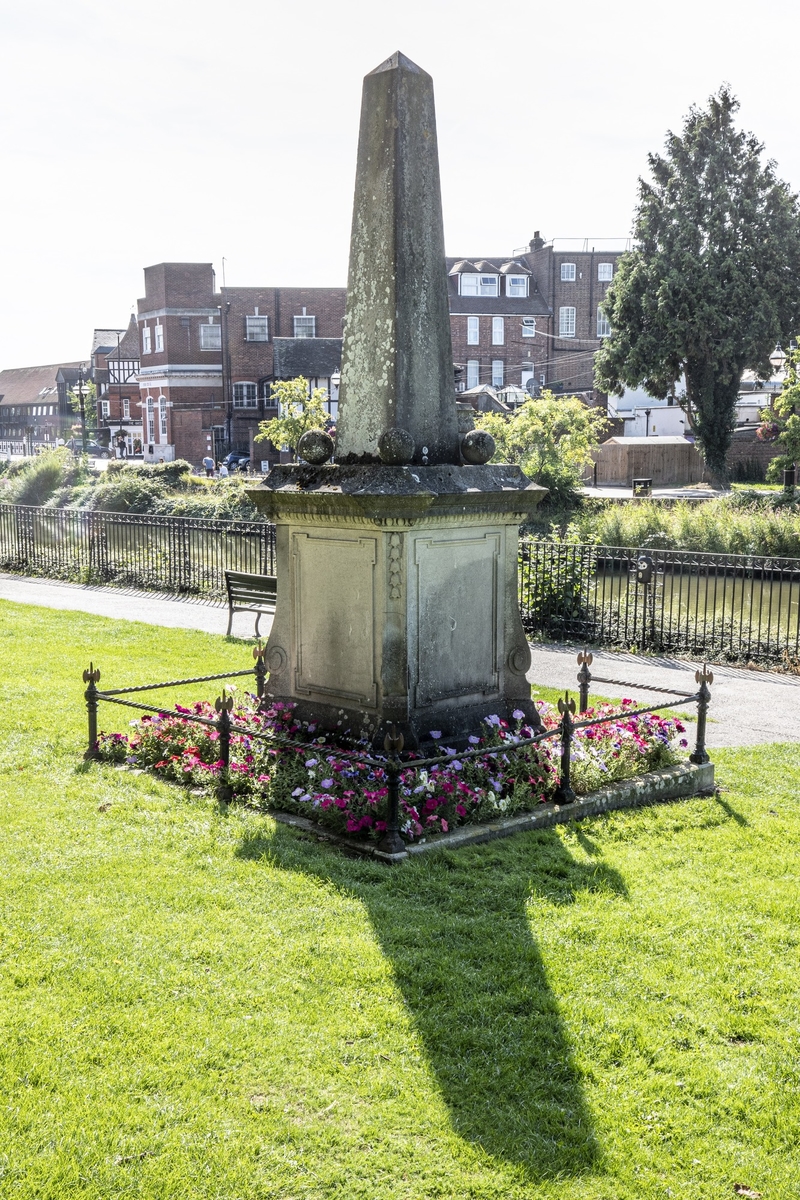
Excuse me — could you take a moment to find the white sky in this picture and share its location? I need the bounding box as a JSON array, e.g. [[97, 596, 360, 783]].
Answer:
[[1, 0, 798, 368]]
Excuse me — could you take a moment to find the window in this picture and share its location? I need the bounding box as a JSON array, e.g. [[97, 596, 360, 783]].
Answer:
[[492, 317, 504, 345], [293, 315, 316, 337], [522, 318, 536, 338], [598, 262, 613, 282], [492, 360, 504, 388], [199, 322, 221, 350], [467, 316, 479, 345], [460, 273, 499, 297], [142, 325, 151, 354], [466, 360, 479, 389], [597, 306, 611, 338], [561, 262, 576, 282], [122, 398, 130, 419], [159, 396, 168, 439], [146, 396, 155, 442], [155, 324, 164, 352], [100, 399, 110, 419], [246, 315, 269, 342], [559, 306, 576, 337], [506, 275, 528, 297], [233, 383, 258, 408]]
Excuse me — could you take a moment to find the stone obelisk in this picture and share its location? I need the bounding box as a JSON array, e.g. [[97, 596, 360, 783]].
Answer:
[[335, 53, 460, 467], [249, 52, 547, 747]]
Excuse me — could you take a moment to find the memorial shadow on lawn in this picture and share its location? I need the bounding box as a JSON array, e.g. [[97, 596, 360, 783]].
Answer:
[[237, 823, 629, 1181]]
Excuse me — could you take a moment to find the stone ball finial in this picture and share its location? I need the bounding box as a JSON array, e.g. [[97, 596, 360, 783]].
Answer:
[[378, 427, 415, 465], [460, 429, 495, 465], [297, 428, 335, 465]]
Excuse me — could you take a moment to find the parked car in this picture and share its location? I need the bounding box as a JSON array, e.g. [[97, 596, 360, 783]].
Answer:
[[231, 456, 251, 473], [65, 438, 110, 458], [222, 452, 248, 469]]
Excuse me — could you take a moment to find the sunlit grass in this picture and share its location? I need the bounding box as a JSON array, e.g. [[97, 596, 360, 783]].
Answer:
[[1, 601, 798, 1199]]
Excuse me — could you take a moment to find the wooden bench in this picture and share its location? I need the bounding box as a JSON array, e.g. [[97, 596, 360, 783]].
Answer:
[[632, 477, 653, 496], [224, 570, 277, 637]]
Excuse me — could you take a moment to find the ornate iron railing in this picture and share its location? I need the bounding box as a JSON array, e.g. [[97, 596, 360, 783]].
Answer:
[[0, 505, 275, 599], [519, 539, 800, 663]]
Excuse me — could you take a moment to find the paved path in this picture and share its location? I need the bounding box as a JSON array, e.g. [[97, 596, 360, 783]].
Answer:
[[525, 643, 800, 748], [2, 573, 798, 748]]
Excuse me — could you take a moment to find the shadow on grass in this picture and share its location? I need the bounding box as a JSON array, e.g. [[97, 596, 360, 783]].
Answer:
[[237, 822, 628, 1181], [714, 795, 749, 826]]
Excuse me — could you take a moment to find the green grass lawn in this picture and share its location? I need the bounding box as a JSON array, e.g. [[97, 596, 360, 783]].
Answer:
[[1, 601, 798, 1199]]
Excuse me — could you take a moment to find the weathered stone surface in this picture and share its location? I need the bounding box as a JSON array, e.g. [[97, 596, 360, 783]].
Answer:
[[334, 52, 460, 466], [460, 429, 496, 465], [297, 428, 335, 465], [378, 427, 415, 465], [247, 52, 549, 745]]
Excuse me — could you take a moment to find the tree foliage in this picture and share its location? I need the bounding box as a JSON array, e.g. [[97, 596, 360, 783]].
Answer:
[[68, 380, 97, 430], [254, 377, 330, 452], [758, 344, 800, 467], [595, 87, 800, 483], [475, 392, 607, 504]]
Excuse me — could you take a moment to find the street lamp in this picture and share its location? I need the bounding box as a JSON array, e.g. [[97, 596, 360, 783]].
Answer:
[[769, 343, 787, 375], [74, 363, 90, 455]]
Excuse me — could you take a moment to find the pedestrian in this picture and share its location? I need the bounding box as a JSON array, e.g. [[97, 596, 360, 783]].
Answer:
[[218, 461, 229, 478], [202, 454, 214, 477]]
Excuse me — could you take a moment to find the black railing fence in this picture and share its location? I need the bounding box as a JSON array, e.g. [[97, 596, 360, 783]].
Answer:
[[519, 540, 800, 664], [82, 648, 713, 862], [0, 505, 275, 599], [1, 503, 799, 663]]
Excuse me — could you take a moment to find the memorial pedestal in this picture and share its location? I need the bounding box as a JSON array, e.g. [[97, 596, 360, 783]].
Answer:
[[250, 463, 547, 746]]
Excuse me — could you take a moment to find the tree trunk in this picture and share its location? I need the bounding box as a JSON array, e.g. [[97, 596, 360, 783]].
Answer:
[[686, 360, 741, 489]]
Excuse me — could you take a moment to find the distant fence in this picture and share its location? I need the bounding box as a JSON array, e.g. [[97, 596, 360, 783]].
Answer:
[[519, 540, 800, 664], [2, 505, 799, 664], [0, 505, 275, 600]]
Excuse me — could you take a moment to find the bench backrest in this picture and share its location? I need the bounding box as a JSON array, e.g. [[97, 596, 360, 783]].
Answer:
[[225, 570, 277, 605]]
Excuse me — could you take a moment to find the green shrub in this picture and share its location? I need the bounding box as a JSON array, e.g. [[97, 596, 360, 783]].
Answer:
[[2, 449, 89, 506], [766, 454, 793, 484]]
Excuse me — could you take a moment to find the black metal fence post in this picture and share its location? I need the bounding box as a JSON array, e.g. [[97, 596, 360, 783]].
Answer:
[[554, 691, 577, 805], [377, 726, 406, 856], [577, 649, 593, 713], [83, 663, 101, 760], [215, 689, 234, 802], [690, 665, 713, 765], [253, 643, 268, 701]]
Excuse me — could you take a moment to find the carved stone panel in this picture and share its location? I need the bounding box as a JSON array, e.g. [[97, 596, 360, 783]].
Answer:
[[412, 530, 501, 708], [292, 531, 378, 706]]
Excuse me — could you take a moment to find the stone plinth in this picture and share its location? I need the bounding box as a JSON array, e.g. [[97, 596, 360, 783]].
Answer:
[[250, 464, 546, 747]]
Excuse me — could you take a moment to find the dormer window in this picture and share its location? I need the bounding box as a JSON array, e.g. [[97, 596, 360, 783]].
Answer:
[[460, 273, 499, 297], [506, 275, 529, 297]]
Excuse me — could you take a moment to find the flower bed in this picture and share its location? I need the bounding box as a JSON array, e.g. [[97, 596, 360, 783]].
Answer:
[[96, 695, 688, 844]]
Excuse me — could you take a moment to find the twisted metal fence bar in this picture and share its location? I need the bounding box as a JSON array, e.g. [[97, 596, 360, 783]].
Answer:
[[519, 539, 800, 664], [0, 505, 276, 600]]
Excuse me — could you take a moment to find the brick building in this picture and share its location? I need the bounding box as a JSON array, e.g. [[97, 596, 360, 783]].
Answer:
[[135, 263, 346, 465], [0, 362, 83, 454], [102, 316, 143, 456], [447, 234, 628, 400]]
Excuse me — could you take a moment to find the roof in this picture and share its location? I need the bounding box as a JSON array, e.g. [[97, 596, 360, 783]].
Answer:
[[0, 362, 82, 408], [272, 337, 342, 379], [445, 256, 551, 316], [108, 315, 140, 360], [460, 384, 511, 413], [92, 328, 126, 355]]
